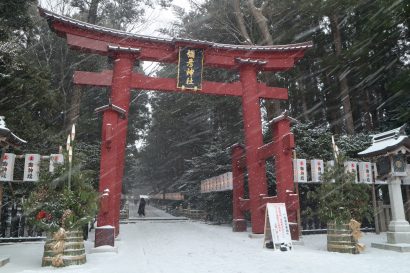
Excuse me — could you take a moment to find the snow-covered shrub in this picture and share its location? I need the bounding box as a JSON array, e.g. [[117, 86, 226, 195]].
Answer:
[[23, 160, 98, 232], [313, 153, 372, 224]]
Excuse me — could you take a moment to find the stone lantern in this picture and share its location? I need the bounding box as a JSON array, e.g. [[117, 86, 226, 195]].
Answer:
[[358, 124, 410, 252]]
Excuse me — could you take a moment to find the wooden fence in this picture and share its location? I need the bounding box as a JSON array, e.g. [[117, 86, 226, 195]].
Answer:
[[375, 201, 410, 232], [171, 206, 208, 221], [0, 197, 44, 242]]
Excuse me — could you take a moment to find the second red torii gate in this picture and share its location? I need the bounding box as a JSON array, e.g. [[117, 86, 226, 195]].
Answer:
[[39, 7, 312, 246]]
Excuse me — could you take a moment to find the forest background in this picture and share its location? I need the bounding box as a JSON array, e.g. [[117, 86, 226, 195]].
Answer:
[[0, 0, 409, 227]]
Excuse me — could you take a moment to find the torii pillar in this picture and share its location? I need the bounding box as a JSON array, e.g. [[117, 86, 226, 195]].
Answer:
[[239, 62, 269, 232], [232, 111, 299, 239], [96, 50, 137, 246]]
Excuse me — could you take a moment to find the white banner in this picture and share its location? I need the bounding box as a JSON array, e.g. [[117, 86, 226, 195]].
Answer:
[[358, 162, 373, 184], [344, 161, 358, 183], [49, 154, 64, 172], [264, 203, 292, 250], [0, 153, 16, 181], [23, 154, 41, 182], [311, 159, 324, 182], [293, 159, 307, 182]]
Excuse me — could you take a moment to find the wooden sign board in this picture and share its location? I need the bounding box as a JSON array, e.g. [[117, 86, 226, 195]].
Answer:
[[177, 47, 204, 90], [263, 203, 292, 251]]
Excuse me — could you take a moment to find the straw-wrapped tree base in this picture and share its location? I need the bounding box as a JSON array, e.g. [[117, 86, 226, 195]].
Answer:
[[327, 220, 364, 254], [42, 229, 86, 267]]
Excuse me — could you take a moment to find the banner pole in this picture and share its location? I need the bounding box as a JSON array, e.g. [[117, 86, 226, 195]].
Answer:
[[293, 150, 302, 238]]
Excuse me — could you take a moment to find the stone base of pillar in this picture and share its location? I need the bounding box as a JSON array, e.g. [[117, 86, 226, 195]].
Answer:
[[387, 231, 410, 244], [371, 242, 410, 252], [388, 220, 410, 232], [232, 219, 247, 232], [95, 226, 115, 247], [371, 219, 410, 251], [386, 220, 410, 244]]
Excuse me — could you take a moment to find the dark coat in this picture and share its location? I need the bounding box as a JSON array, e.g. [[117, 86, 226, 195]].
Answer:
[[138, 198, 146, 216]]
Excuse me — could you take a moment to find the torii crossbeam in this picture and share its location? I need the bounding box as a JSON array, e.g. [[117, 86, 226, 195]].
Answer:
[[39, 7, 312, 247]]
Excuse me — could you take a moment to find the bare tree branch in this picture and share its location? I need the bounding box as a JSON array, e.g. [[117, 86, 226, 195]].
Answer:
[[246, 0, 273, 45], [232, 0, 252, 44]]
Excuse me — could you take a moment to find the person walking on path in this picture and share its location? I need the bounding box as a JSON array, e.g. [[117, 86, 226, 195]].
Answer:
[[138, 198, 146, 217]]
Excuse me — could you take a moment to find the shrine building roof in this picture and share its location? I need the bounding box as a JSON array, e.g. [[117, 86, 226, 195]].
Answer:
[[0, 116, 27, 148], [358, 125, 410, 157]]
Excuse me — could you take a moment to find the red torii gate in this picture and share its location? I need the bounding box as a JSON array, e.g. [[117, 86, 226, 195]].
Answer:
[[39, 8, 312, 246]]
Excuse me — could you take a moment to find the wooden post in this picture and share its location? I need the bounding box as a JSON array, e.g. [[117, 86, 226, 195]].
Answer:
[[405, 186, 410, 221], [232, 144, 246, 232], [293, 150, 302, 238], [377, 201, 387, 232], [0, 148, 6, 222], [372, 178, 380, 234], [0, 183, 3, 223]]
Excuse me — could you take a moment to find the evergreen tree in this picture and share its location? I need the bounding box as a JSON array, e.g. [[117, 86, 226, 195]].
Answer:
[[313, 153, 372, 224]]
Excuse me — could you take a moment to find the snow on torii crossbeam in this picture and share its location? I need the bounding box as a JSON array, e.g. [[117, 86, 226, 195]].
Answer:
[[39, 7, 312, 247]]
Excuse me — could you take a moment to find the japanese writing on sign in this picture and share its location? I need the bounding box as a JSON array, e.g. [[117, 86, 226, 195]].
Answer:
[[23, 154, 41, 182], [265, 203, 292, 250], [311, 159, 324, 182], [358, 162, 373, 184], [200, 172, 233, 193], [177, 48, 204, 90], [0, 153, 16, 181], [293, 159, 307, 182]]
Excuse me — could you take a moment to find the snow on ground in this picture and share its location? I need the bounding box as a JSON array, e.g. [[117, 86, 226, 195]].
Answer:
[[2, 208, 410, 273]]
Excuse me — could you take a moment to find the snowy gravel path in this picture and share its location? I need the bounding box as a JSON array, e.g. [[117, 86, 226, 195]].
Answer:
[[2, 217, 410, 273]]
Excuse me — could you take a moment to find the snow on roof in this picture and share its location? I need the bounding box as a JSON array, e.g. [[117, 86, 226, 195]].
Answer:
[[358, 124, 410, 157], [0, 116, 27, 147], [38, 7, 313, 53], [268, 110, 298, 125]]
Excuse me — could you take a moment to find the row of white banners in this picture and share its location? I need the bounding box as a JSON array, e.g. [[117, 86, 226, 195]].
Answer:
[[198, 159, 407, 194], [200, 172, 233, 193], [4, 153, 404, 186], [293, 159, 387, 184], [150, 192, 185, 200], [0, 153, 64, 182]]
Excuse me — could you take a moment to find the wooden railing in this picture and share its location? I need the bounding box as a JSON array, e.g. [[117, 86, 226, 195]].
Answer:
[[375, 201, 410, 232], [171, 207, 208, 220]]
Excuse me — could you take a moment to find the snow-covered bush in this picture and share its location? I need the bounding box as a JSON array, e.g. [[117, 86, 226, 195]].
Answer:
[[313, 153, 372, 224], [23, 161, 98, 232]]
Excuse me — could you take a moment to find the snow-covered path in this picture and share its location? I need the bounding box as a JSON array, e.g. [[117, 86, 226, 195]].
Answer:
[[2, 218, 410, 273], [129, 203, 179, 219]]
